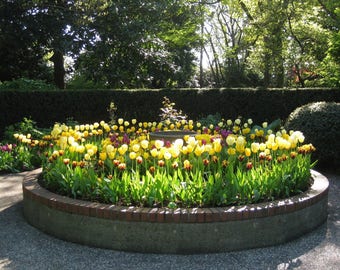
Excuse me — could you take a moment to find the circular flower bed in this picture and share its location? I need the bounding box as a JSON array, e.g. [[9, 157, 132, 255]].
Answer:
[[16, 117, 316, 209], [22, 168, 329, 254]]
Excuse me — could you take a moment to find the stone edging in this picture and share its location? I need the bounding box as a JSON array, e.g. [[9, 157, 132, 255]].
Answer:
[[22, 169, 329, 253]]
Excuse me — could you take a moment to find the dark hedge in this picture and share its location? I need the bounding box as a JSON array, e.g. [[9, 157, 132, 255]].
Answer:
[[1, 88, 339, 138]]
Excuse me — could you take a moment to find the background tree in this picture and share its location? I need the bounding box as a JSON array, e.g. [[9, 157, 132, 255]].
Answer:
[[0, 0, 52, 82], [0, 0, 338, 89], [199, 0, 339, 88], [73, 0, 200, 89], [0, 0, 97, 89]]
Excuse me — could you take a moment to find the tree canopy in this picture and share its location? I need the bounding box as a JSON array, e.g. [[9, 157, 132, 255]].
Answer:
[[0, 0, 339, 89]]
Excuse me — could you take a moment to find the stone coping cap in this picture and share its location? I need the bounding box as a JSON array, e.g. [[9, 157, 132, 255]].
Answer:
[[22, 169, 329, 223]]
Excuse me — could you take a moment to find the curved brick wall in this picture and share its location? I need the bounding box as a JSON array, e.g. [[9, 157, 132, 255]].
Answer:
[[23, 169, 329, 254]]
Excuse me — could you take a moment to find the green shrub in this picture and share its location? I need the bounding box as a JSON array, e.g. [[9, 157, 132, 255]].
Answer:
[[285, 102, 340, 169], [0, 78, 56, 90], [3, 118, 45, 143], [197, 113, 223, 127]]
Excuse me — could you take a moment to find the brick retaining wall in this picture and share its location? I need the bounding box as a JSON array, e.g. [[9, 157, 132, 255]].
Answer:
[[22, 169, 329, 253]]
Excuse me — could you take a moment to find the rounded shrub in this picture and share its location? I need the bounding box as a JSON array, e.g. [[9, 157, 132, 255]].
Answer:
[[285, 101, 340, 170]]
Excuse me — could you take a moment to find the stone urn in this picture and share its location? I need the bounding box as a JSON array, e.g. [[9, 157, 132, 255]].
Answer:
[[149, 130, 197, 142]]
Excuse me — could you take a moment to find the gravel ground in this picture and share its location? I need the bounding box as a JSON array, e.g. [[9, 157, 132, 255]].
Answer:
[[0, 170, 339, 270]]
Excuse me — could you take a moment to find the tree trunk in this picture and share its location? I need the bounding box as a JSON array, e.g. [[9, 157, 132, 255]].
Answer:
[[50, 49, 65, 89]]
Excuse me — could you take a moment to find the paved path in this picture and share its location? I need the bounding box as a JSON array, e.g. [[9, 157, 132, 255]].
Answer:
[[0, 170, 339, 270]]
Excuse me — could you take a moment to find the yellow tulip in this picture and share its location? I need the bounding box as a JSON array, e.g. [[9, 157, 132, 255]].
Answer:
[[227, 147, 236, 155], [236, 144, 245, 154], [183, 159, 192, 170], [59, 136, 68, 149], [194, 145, 204, 156], [140, 139, 149, 149], [186, 144, 194, 153], [129, 152, 137, 160], [158, 151, 164, 159], [108, 151, 116, 160], [173, 139, 184, 148], [259, 143, 266, 151], [87, 149, 95, 156], [77, 145, 85, 153], [103, 124, 110, 132], [242, 128, 251, 135], [245, 148, 251, 157], [106, 144, 115, 154], [255, 129, 262, 137], [181, 146, 189, 155], [150, 148, 158, 158], [204, 144, 213, 155], [51, 124, 62, 137], [213, 140, 222, 153], [187, 136, 197, 147], [132, 143, 140, 152], [99, 152, 107, 161], [271, 142, 278, 151], [226, 135, 235, 146], [169, 147, 181, 158], [154, 140, 164, 149], [251, 142, 260, 153], [236, 136, 245, 147], [164, 151, 172, 160], [118, 144, 128, 155]]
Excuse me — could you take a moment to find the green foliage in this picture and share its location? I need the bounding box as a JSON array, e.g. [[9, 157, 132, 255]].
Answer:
[[3, 118, 45, 143], [318, 31, 340, 87], [66, 74, 108, 90], [1, 0, 338, 88], [73, 0, 200, 89], [0, 1, 52, 82], [197, 113, 222, 127], [0, 118, 50, 172], [285, 102, 340, 169], [0, 78, 56, 91], [0, 140, 42, 173], [200, 0, 339, 88]]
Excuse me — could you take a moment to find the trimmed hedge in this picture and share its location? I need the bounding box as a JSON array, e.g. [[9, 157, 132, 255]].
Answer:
[[285, 102, 340, 170], [1, 88, 340, 137]]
